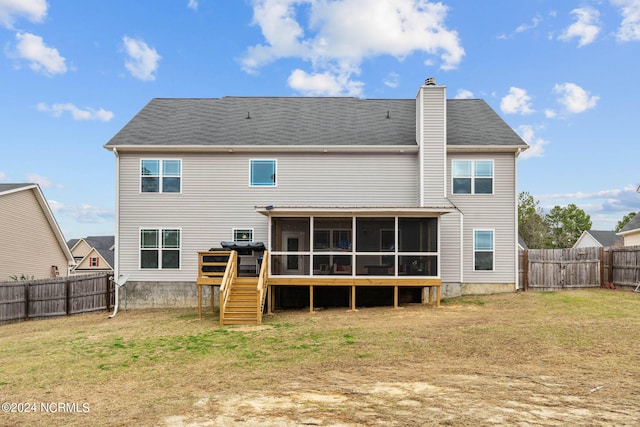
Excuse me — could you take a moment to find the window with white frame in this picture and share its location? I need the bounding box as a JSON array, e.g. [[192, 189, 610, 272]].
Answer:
[[141, 159, 181, 193], [233, 228, 254, 255], [474, 230, 494, 271], [140, 228, 181, 269], [233, 229, 253, 242], [250, 159, 276, 187], [452, 160, 493, 194]]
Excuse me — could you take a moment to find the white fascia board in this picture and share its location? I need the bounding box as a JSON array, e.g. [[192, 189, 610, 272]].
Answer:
[[104, 144, 419, 154], [447, 145, 528, 154]]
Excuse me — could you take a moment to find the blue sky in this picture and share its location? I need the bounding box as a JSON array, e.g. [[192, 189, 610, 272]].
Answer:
[[1, 0, 639, 239]]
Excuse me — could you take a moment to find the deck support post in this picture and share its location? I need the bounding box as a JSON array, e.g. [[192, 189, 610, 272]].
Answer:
[[267, 285, 273, 314], [197, 285, 202, 320], [393, 286, 398, 308], [428, 286, 432, 305], [210, 286, 214, 313], [351, 285, 356, 311], [309, 285, 314, 312]]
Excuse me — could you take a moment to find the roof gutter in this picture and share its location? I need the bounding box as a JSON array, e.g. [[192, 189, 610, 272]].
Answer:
[[103, 144, 419, 154]]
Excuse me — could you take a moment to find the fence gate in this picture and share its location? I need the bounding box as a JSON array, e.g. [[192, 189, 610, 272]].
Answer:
[[526, 247, 602, 290]]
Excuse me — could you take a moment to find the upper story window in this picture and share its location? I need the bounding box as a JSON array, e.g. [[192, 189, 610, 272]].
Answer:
[[140, 228, 181, 269], [474, 229, 494, 271], [452, 160, 493, 194], [141, 159, 181, 193], [90, 257, 99, 267], [250, 159, 277, 187]]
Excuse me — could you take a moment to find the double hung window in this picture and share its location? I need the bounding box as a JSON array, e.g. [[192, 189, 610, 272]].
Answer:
[[141, 159, 181, 193], [452, 160, 493, 194], [140, 228, 181, 269], [474, 230, 494, 271]]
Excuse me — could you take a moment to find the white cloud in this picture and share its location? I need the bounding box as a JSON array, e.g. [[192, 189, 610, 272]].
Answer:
[[500, 87, 534, 115], [13, 32, 67, 76], [187, 0, 198, 11], [516, 15, 542, 33], [37, 102, 114, 122], [553, 82, 599, 114], [0, 0, 47, 29], [49, 200, 114, 224], [123, 36, 161, 81], [242, 0, 464, 95], [518, 125, 550, 159], [0, 171, 6, 182], [288, 69, 363, 96], [25, 173, 63, 189], [454, 89, 474, 99], [383, 72, 399, 88], [558, 7, 601, 46], [544, 109, 557, 118], [612, 0, 640, 41]]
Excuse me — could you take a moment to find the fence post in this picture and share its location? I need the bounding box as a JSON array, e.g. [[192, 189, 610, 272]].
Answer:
[[599, 247, 605, 286], [105, 274, 111, 311], [523, 250, 529, 291], [65, 278, 71, 315], [24, 281, 30, 320]]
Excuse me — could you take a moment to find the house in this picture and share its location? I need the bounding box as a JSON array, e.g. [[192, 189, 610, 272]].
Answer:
[[0, 183, 74, 280], [104, 78, 528, 312], [617, 213, 640, 247], [67, 236, 114, 274], [573, 230, 623, 248]]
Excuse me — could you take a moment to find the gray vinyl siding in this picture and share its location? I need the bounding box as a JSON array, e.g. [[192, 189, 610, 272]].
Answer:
[[419, 87, 447, 204], [117, 151, 419, 281], [0, 190, 69, 280], [447, 153, 517, 283], [440, 211, 462, 282]]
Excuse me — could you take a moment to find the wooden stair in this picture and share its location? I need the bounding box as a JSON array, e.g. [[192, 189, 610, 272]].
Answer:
[[222, 277, 260, 325]]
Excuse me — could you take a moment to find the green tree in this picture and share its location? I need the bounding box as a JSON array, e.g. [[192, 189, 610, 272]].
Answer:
[[518, 192, 549, 249], [545, 203, 592, 248], [615, 211, 637, 232]]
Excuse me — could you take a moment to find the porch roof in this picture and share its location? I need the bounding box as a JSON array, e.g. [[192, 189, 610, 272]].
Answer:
[[255, 205, 457, 216]]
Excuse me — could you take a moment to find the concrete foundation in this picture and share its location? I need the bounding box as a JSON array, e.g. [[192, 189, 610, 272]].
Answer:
[[122, 280, 515, 309], [119, 281, 219, 309], [439, 282, 516, 300]]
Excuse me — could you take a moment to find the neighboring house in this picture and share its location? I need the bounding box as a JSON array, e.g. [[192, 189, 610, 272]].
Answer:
[[104, 79, 529, 308], [0, 183, 74, 280], [573, 230, 623, 248], [518, 236, 529, 251], [617, 213, 640, 247], [67, 236, 114, 274]]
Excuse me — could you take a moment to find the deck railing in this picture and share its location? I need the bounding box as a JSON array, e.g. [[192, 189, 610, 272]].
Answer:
[[218, 250, 237, 326], [256, 251, 269, 324]]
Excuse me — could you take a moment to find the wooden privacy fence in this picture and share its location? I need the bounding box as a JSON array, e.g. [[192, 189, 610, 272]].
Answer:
[[520, 246, 640, 290], [0, 273, 113, 324]]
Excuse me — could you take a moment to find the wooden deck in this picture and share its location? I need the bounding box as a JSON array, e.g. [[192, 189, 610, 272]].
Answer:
[[197, 251, 441, 323]]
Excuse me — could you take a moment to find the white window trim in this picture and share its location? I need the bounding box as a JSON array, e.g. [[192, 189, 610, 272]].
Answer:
[[138, 227, 182, 270], [140, 158, 183, 194], [232, 228, 255, 242], [249, 159, 277, 187], [473, 229, 495, 272], [452, 159, 494, 195]]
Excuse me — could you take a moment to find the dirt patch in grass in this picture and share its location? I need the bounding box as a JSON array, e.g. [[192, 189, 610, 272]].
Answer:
[[1, 290, 639, 426]]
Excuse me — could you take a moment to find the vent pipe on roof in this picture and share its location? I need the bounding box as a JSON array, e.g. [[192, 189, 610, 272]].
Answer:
[[425, 77, 436, 86]]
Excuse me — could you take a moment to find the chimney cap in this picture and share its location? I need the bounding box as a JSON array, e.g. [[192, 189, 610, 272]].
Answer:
[[425, 77, 436, 86]]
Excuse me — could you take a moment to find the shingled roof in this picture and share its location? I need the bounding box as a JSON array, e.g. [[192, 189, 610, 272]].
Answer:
[[105, 97, 527, 149]]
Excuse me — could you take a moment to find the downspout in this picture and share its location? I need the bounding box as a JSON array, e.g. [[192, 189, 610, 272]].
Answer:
[[514, 147, 522, 290], [109, 147, 124, 318], [419, 89, 425, 207]]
